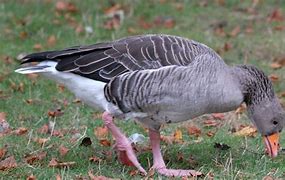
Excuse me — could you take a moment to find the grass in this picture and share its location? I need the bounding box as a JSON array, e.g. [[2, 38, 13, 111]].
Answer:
[[0, 0, 285, 179]]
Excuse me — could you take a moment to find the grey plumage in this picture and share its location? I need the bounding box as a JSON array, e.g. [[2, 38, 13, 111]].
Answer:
[[18, 34, 285, 136]]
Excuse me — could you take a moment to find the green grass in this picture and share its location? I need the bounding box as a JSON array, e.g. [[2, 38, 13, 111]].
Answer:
[[1, 0, 285, 179]]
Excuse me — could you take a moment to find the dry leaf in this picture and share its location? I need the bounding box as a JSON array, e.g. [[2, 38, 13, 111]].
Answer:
[[47, 35, 57, 47], [160, 135, 174, 144], [89, 156, 102, 163], [268, 8, 283, 22], [94, 126, 108, 139], [99, 139, 111, 147], [0, 148, 7, 159], [25, 151, 47, 165], [104, 4, 121, 15], [48, 158, 75, 168], [0, 156, 17, 171], [263, 175, 274, 180], [48, 108, 64, 117], [55, 1, 78, 13], [38, 124, 49, 134], [174, 129, 183, 141], [13, 127, 28, 135], [33, 44, 43, 51], [59, 145, 69, 156], [88, 170, 117, 180], [26, 174, 36, 180], [233, 126, 257, 137], [270, 62, 282, 69], [187, 125, 201, 137], [207, 131, 215, 137], [212, 113, 225, 120], [223, 42, 232, 52], [214, 27, 226, 37], [274, 25, 285, 31], [203, 120, 219, 127], [138, 17, 152, 29], [269, 74, 279, 83], [34, 138, 49, 146]]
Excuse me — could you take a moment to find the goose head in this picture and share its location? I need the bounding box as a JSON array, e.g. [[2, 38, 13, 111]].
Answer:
[[233, 65, 285, 157]]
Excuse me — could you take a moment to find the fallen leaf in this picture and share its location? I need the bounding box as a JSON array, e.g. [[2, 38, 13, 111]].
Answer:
[[274, 25, 285, 31], [99, 139, 111, 147], [104, 4, 121, 15], [38, 124, 49, 134], [207, 131, 215, 137], [129, 169, 139, 176], [164, 18, 175, 29], [214, 27, 226, 37], [33, 44, 43, 51], [55, 1, 78, 13], [89, 156, 102, 163], [215, 0, 225, 6], [59, 145, 69, 156], [174, 129, 183, 141], [88, 170, 117, 180], [80, 137, 92, 146], [268, 8, 283, 22], [47, 35, 57, 47], [0, 156, 17, 171], [214, 143, 230, 150], [269, 74, 279, 83], [203, 120, 219, 127], [245, 25, 254, 34], [270, 62, 282, 69], [34, 138, 49, 146], [0, 148, 7, 159], [173, 3, 184, 11], [25, 151, 47, 165], [19, 31, 28, 40], [187, 125, 201, 137], [26, 174, 36, 180], [138, 17, 152, 29], [160, 135, 174, 144], [273, 55, 285, 67], [13, 127, 28, 135], [229, 25, 240, 37], [212, 113, 225, 120], [48, 158, 75, 168], [94, 126, 108, 139], [48, 108, 64, 117], [233, 126, 257, 137], [223, 42, 232, 52]]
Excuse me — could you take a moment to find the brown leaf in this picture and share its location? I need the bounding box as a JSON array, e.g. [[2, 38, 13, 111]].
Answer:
[[89, 156, 102, 163], [58, 145, 69, 156], [274, 25, 285, 31], [0, 148, 7, 159], [160, 135, 174, 144], [48, 158, 75, 168], [203, 120, 219, 127], [19, 31, 28, 40], [173, 129, 183, 141], [33, 44, 43, 51], [187, 125, 201, 137], [214, 27, 226, 37], [280, 91, 285, 98], [13, 127, 28, 135], [47, 108, 64, 117], [94, 126, 108, 139], [80, 137, 92, 146], [103, 15, 121, 30], [215, 0, 225, 6], [34, 138, 49, 146], [104, 4, 121, 15], [25, 151, 47, 165], [88, 170, 117, 180], [99, 139, 111, 147], [0, 156, 17, 171], [129, 169, 139, 176], [55, 1, 78, 13], [233, 126, 257, 137], [269, 74, 279, 83], [26, 174, 36, 180], [164, 18, 175, 29], [47, 35, 57, 47], [229, 26, 240, 37], [138, 17, 152, 29], [38, 124, 49, 134], [270, 62, 282, 70], [268, 8, 284, 22], [273, 55, 285, 66], [212, 113, 225, 120], [245, 25, 254, 34], [207, 131, 215, 137], [173, 3, 184, 11], [223, 42, 232, 52]]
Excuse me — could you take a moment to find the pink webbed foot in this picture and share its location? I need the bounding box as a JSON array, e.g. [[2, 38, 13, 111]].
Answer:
[[149, 129, 202, 177], [102, 112, 147, 175], [153, 166, 202, 177]]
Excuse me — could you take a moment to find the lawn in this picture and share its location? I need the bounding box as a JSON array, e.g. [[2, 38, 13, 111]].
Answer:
[[0, 0, 285, 179]]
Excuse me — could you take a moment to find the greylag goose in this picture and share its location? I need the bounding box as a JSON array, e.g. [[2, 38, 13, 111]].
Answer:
[[15, 34, 285, 177]]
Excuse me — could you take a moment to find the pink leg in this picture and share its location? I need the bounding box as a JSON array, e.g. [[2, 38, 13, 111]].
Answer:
[[102, 112, 146, 175], [149, 129, 202, 177]]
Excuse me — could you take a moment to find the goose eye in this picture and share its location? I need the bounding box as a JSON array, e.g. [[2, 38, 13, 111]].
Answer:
[[273, 120, 278, 125]]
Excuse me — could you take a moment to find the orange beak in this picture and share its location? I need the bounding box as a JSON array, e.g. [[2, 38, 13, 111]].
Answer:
[[263, 133, 280, 158]]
